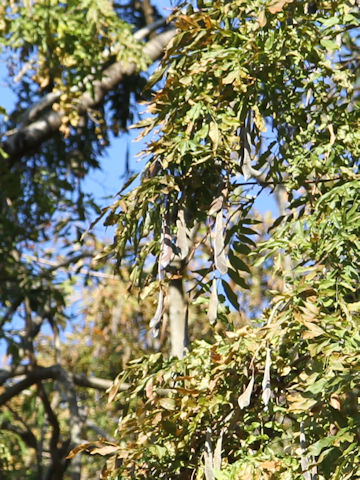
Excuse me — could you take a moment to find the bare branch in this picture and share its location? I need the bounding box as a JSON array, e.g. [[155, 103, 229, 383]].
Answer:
[[0, 366, 61, 405], [134, 18, 168, 40], [0, 365, 129, 404], [72, 373, 118, 391]]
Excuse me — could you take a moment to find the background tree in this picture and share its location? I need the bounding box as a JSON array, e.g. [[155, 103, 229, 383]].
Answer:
[[0, 1, 175, 478], [1, 0, 360, 479]]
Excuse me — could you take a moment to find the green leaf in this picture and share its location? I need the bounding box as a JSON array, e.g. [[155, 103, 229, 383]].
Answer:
[[229, 249, 251, 274], [320, 38, 339, 51], [221, 279, 239, 310]]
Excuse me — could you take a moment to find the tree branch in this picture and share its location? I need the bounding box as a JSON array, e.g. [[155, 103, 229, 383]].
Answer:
[[0, 365, 129, 405], [2, 29, 176, 162]]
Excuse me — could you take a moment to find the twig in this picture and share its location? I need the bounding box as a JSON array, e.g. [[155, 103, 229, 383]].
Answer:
[[234, 175, 347, 187], [0, 365, 128, 405], [25, 254, 118, 280]]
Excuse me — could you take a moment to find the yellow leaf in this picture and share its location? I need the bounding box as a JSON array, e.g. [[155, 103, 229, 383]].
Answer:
[[302, 320, 325, 339], [348, 301, 360, 312], [260, 460, 282, 472], [287, 392, 317, 413], [159, 397, 176, 410], [209, 121, 220, 151], [253, 105, 266, 132], [257, 10, 267, 27], [329, 394, 341, 411]]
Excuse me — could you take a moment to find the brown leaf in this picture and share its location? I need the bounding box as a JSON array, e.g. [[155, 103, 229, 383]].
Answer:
[[214, 211, 228, 275], [145, 378, 154, 399], [268, 0, 294, 14], [329, 394, 341, 411], [301, 320, 325, 339], [66, 442, 94, 459], [90, 445, 119, 456], [107, 374, 122, 404], [260, 460, 282, 472]]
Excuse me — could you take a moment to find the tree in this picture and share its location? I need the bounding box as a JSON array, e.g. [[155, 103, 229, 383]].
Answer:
[[1, 0, 360, 479], [0, 1, 175, 478]]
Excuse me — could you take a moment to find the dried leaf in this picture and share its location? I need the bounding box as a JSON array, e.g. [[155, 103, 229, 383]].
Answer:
[[209, 121, 219, 152], [208, 278, 219, 325], [238, 371, 254, 409], [253, 105, 266, 132], [328, 124, 336, 146], [107, 374, 122, 404], [159, 397, 176, 410], [329, 394, 341, 411], [262, 347, 272, 407], [302, 320, 325, 339], [145, 378, 154, 399], [268, 0, 294, 14], [90, 445, 119, 456], [287, 393, 317, 413], [260, 460, 282, 472], [66, 442, 93, 459], [257, 10, 267, 27], [214, 211, 228, 275]]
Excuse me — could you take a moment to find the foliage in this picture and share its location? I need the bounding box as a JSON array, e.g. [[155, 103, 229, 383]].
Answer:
[[98, 296, 360, 479], [78, 0, 360, 478], [1, 0, 360, 479], [0, 0, 167, 478]]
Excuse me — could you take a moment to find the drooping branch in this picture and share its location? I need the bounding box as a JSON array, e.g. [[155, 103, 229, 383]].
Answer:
[[0, 366, 61, 405], [2, 29, 176, 163]]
